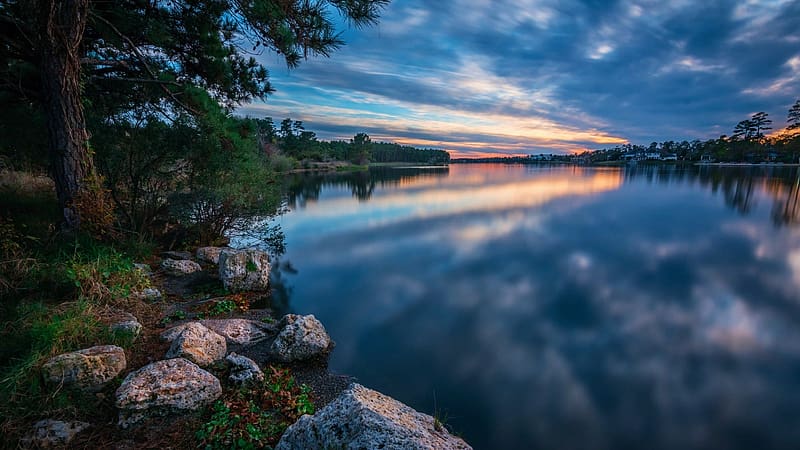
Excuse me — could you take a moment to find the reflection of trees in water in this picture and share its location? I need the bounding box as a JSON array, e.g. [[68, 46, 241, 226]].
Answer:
[[768, 176, 800, 226], [275, 166, 450, 311], [284, 166, 449, 208], [625, 164, 800, 226], [268, 258, 297, 316]]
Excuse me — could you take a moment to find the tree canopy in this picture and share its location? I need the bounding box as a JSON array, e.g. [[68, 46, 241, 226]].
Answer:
[[0, 0, 390, 230]]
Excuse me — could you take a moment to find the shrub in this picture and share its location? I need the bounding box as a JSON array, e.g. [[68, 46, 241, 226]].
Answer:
[[196, 366, 314, 449]]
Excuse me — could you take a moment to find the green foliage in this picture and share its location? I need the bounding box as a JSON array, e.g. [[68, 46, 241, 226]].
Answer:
[[210, 299, 236, 316], [166, 112, 284, 246], [335, 164, 369, 172], [59, 242, 151, 302], [195, 366, 315, 449], [160, 309, 188, 325], [0, 300, 119, 426], [371, 142, 451, 165], [789, 99, 800, 130]]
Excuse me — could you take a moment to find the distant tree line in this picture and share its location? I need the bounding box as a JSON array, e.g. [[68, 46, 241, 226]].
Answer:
[[252, 118, 450, 166], [578, 100, 800, 164]]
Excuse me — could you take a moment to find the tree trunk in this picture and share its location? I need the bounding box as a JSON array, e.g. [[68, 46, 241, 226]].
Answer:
[[39, 0, 95, 230]]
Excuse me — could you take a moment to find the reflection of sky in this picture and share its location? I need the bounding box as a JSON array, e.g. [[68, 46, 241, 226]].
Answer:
[[273, 164, 800, 450], [280, 166, 621, 240]]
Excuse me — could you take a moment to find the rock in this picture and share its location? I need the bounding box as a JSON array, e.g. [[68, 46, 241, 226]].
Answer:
[[218, 249, 270, 292], [160, 258, 201, 276], [115, 358, 221, 428], [165, 322, 226, 367], [110, 313, 143, 341], [21, 419, 90, 448], [161, 250, 193, 260], [201, 319, 276, 345], [133, 263, 152, 274], [196, 247, 226, 264], [269, 314, 332, 362], [160, 324, 189, 342], [276, 384, 472, 450], [136, 287, 163, 302], [226, 353, 264, 385], [42, 345, 126, 392]]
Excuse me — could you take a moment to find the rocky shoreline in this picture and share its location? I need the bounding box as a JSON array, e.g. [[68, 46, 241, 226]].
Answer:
[[25, 247, 471, 449]]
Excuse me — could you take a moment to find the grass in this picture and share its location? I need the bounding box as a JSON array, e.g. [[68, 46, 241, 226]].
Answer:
[[195, 366, 314, 449], [0, 173, 159, 443], [0, 300, 125, 441], [335, 164, 368, 172]]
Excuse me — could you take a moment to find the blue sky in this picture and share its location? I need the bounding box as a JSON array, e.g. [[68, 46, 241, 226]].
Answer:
[[237, 0, 800, 158]]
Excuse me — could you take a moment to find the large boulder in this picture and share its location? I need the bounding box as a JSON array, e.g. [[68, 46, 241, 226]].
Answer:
[[196, 247, 226, 264], [164, 322, 226, 367], [115, 358, 221, 428], [268, 314, 332, 362], [160, 258, 201, 276], [276, 384, 472, 450], [218, 249, 270, 292], [21, 419, 90, 448], [226, 353, 264, 385], [202, 318, 276, 345], [42, 345, 126, 392]]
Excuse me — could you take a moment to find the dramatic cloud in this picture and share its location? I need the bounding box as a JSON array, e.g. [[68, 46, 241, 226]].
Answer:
[[238, 0, 800, 157]]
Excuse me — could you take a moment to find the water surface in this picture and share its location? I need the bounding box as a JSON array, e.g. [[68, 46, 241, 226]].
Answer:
[[269, 164, 800, 450]]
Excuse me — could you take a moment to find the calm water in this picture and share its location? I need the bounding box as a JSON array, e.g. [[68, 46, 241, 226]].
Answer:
[[270, 164, 800, 450]]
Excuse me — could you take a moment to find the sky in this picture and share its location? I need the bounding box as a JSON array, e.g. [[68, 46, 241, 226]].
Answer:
[[237, 0, 800, 158]]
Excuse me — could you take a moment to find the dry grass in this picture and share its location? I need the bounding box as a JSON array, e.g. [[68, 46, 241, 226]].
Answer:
[[0, 169, 54, 194]]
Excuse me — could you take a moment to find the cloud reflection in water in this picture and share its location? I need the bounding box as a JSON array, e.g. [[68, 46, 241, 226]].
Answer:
[[272, 164, 800, 449]]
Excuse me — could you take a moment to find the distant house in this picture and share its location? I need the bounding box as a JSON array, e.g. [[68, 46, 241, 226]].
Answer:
[[623, 152, 639, 161], [660, 154, 678, 161], [645, 152, 660, 160], [700, 154, 714, 163]]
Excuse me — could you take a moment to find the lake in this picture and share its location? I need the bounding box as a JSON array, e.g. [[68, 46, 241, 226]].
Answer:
[[269, 163, 800, 450]]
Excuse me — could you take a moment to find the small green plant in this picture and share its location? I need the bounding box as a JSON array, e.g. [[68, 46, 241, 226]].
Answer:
[[161, 309, 187, 325], [195, 366, 314, 449], [432, 391, 450, 433], [245, 260, 258, 272], [296, 384, 315, 416], [210, 299, 236, 316]]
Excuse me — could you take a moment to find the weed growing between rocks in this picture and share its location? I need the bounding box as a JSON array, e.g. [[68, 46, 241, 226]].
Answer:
[[195, 366, 315, 449]]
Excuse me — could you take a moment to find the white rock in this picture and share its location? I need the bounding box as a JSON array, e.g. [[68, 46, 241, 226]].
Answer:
[[202, 318, 276, 345], [165, 322, 226, 367], [22, 419, 90, 448], [226, 353, 264, 385], [115, 358, 221, 428], [268, 314, 332, 362], [218, 249, 270, 292], [42, 345, 126, 392], [196, 247, 226, 264], [276, 384, 472, 450], [139, 287, 162, 302], [110, 320, 142, 341], [160, 258, 201, 276]]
